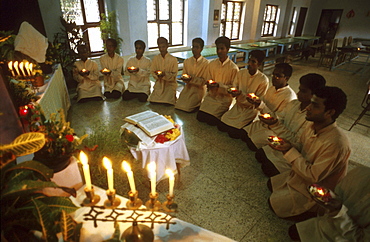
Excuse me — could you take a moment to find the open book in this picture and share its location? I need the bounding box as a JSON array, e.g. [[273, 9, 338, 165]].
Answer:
[[124, 111, 174, 137]]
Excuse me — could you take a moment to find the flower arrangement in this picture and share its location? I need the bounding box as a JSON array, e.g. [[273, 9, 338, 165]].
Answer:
[[28, 104, 88, 159], [154, 115, 181, 144], [9, 79, 39, 107]]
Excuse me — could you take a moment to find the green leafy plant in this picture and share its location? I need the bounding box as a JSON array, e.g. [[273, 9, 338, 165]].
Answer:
[[9, 79, 39, 107], [100, 11, 123, 54], [0, 132, 81, 241], [0, 31, 16, 62], [29, 104, 88, 159]]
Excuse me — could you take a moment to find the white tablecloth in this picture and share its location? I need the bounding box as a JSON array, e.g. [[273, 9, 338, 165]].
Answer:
[[69, 185, 236, 242], [37, 64, 70, 118], [129, 129, 190, 182]]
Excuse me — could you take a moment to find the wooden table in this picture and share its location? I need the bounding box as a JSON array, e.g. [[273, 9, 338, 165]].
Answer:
[[231, 42, 278, 63], [267, 38, 305, 54], [293, 36, 320, 48], [332, 47, 370, 74], [171, 47, 239, 63]]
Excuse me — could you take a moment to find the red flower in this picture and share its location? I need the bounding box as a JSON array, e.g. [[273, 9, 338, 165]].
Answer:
[[65, 134, 74, 142]]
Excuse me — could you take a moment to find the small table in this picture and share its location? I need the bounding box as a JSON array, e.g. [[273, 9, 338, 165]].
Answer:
[[231, 42, 278, 62], [267, 38, 305, 54], [128, 127, 190, 182], [332, 47, 370, 74], [172, 47, 239, 63]]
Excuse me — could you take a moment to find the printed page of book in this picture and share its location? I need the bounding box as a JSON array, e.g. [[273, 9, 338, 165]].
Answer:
[[124, 110, 158, 125], [138, 115, 174, 137], [120, 123, 155, 146]]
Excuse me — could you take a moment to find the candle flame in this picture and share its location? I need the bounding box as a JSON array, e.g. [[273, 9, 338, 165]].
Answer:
[[317, 188, 325, 196], [147, 162, 156, 172], [103, 157, 112, 169], [122, 161, 131, 172], [230, 87, 237, 91], [29, 63, 33, 73], [208, 79, 215, 84], [79, 151, 88, 165], [81, 68, 87, 72], [166, 169, 174, 177], [272, 136, 280, 142], [263, 113, 271, 118], [249, 93, 257, 98], [8, 61, 13, 70]]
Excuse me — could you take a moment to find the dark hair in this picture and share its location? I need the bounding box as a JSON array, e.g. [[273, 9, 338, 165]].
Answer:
[[315, 86, 347, 120], [77, 44, 88, 53], [215, 36, 230, 49], [275, 63, 293, 77], [192, 37, 204, 48], [106, 38, 117, 47], [249, 50, 265, 63], [134, 40, 146, 49], [157, 37, 168, 45], [299, 73, 326, 94]]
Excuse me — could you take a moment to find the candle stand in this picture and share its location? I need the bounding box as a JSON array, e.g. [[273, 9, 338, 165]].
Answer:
[[81, 190, 178, 241]]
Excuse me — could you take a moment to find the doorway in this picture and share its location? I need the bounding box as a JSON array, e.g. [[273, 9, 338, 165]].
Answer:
[[294, 7, 308, 37], [316, 9, 343, 43]]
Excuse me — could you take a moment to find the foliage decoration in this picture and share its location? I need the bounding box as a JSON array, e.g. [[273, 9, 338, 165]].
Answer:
[[100, 11, 123, 54]]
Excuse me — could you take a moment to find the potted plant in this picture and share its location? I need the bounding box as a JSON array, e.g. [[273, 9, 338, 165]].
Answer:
[[0, 132, 81, 241], [100, 11, 123, 54], [28, 104, 88, 172]]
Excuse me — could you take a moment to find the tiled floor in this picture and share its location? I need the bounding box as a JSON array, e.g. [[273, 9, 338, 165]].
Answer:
[[67, 55, 370, 241]]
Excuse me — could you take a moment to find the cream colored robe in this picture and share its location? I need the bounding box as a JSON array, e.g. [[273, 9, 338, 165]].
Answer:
[[100, 53, 125, 93], [175, 56, 210, 112], [244, 85, 297, 133], [124, 55, 152, 95], [148, 53, 178, 105], [297, 166, 370, 241], [221, 69, 269, 129], [270, 122, 351, 218], [261, 100, 310, 172], [73, 59, 103, 102], [199, 57, 239, 119]]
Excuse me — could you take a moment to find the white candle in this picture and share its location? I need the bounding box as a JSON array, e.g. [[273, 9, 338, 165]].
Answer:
[[14, 61, 21, 76], [25, 62, 31, 76], [166, 169, 175, 196], [147, 162, 156, 195], [29, 63, 33, 75], [79, 151, 92, 190], [19, 62, 26, 77], [122, 161, 136, 193], [103, 157, 114, 192], [8, 61, 15, 76]]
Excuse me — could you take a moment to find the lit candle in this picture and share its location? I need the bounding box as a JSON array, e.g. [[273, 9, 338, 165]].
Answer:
[[80, 151, 92, 190], [25, 62, 31, 76], [208, 79, 216, 84], [19, 62, 26, 77], [122, 161, 136, 193], [101, 68, 111, 74], [103, 157, 114, 192], [262, 113, 271, 119], [182, 73, 190, 79], [81, 68, 87, 73], [147, 162, 156, 195], [127, 66, 137, 71], [8, 61, 16, 76], [248, 93, 259, 99], [14, 61, 21, 76], [155, 70, 163, 76], [317, 188, 325, 196], [29, 63, 33, 74], [166, 169, 175, 197]]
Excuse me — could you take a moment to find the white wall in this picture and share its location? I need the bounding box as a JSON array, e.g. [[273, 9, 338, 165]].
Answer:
[[307, 0, 370, 39], [38, 0, 63, 41]]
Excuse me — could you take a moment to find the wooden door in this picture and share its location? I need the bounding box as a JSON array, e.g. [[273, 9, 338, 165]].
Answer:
[[315, 9, 343, 43], [294, 7, 308, 37]]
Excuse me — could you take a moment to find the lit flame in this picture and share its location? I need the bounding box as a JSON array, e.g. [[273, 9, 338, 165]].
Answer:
[[208, 79, 215, 84], [262, 113, 271, 118], [81, 68, 87, 72], [122, 161, 131, 172], [79, 151, 88, 165], [103, 157, 112, 169], [230, 87, 237, 91], [128, 66, 136, 70], [272, 136, 280, 142], [249, 93, 257, 98], [8, 61, 13, 70], [317, 188, 325, 196]]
